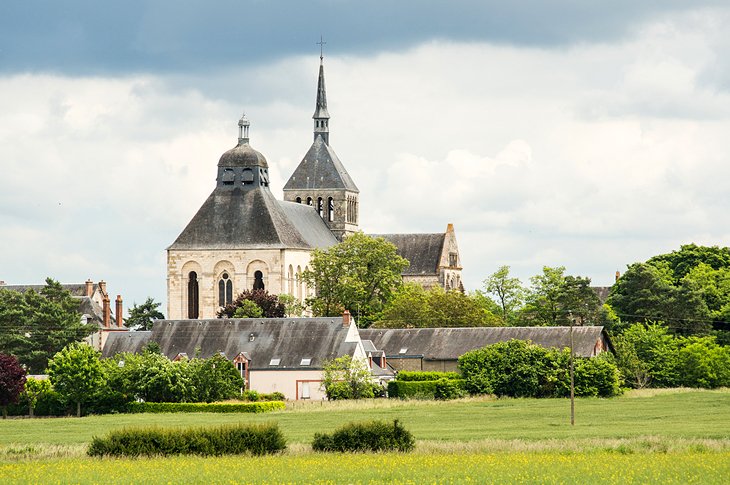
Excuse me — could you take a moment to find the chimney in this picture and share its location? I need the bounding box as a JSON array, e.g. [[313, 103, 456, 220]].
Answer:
[[615, 270, 621, 283], [342, 310, 351, 327], [115, 295, 123, 328], [446, 223, 454, 232], [98, 280, 107, 296], [103, 295, 111, 328], [85, 279, 94, 297]]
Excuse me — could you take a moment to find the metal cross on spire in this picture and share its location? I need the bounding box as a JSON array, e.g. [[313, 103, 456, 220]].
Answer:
[[317, 35, 326, 61]]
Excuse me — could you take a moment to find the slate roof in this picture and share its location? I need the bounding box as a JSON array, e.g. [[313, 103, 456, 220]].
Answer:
[[278, 201, 338, 248], [103, 331, 152, 356], [103, 318, 358, 370], [283, 136, 358, 192], [370, 233, 445, 275], [169, 187, 321, 250], [359, 326, 610, 360], [218, 142, 268, 168], [1, 283, 88, 296], [592, 286, 612, 303]]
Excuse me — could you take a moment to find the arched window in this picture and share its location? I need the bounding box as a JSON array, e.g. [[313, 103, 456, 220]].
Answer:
[[296, 265, 302, 301], [218, 272, 233, 307], [317, 197, 323, 218], [328, 197, 334, 222], [288, 265, 294, 295], [307, 197, 313, 206], [295, 197, 301, 204], [221, 169, 235, 185], [187, 271, 199, 319], [253, 270, 265, 290], [242, 168, 254, 185]]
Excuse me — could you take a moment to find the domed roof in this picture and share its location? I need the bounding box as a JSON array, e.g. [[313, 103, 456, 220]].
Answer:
[[218, 142, 268, 168]]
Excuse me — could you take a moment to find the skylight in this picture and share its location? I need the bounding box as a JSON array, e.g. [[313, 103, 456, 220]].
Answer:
[[300, 358, 311, 366], [399, 348, 408, 354], [269, 358, 281, 366]]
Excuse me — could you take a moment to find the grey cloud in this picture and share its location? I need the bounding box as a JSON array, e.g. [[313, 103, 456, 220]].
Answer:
[[0, 1, 720, 76]]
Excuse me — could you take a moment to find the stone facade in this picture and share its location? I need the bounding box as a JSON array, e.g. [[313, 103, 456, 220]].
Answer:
[[167, 249, 314, 319]]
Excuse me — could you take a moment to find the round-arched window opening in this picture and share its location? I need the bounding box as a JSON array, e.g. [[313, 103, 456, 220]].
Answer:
[[219, 272, 233, 307], [188, 271, 199, 319], [253, 270, 265, 290]]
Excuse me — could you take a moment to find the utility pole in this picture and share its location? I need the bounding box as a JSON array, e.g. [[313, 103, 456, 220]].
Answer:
[[569, 311, 575, 426]]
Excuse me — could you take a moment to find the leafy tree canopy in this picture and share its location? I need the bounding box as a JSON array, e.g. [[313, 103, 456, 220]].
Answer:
[[125, 297, 164, 331], [47, 342, 104, 417], [217, 290, 284, 319], [519, 267, 602, 326], [302, 233, 409, 325], [374, 284, 501, 328], [482, 265, 526, 324], [0, 353, 27, 419], [321, 355, 378, 400], [647, 243, 730, 282], [0, 278, 93, 373]]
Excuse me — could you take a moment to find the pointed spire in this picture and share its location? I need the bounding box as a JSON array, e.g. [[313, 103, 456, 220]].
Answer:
[[313, 37, 330, 144], [238, 112, 250, 145]]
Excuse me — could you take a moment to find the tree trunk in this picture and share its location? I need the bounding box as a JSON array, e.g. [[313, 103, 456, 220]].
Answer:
[[29, 405, 34, 418], [76, 401, 81, 418], [2, 406, 7, 419]]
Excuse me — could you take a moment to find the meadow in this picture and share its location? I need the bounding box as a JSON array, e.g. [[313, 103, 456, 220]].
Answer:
[[0, 388, 728, 483]]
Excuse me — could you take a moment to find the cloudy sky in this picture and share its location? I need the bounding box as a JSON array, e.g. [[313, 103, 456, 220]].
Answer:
[[2, 1, 729, 315]]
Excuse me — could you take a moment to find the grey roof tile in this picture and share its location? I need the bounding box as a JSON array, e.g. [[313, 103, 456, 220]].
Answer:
[[360, 326, 610, 360], [370, 233, 445, 275], [168, 187, 313, 250], [283, 136, 358, 192]]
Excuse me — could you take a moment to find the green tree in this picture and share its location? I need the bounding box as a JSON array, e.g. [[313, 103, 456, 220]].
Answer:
[[232, 300, 263, 318], [609, 263, 712, 335], [483, 266, 525, 324], [0, 278, 94, 373], [124, 297, 164, 331], [188, 354, 245, 402], [278, 293, 305, 317], [519, 267, 601, 326], [218, 290, 284, 318], [375, 284, 501, 328], [21, 377, 52, 418], [303, 233, 409, 325], [47, 343, 104, 417], [612, 323, 680, 388], [675, 336, 730, 389], [321, 355, 378, 400], [647, 243, 730, 281], [0, 353, 27, 419]]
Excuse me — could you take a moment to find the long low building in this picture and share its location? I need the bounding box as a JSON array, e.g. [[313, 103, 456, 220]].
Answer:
[[359, 326, 613, 372], [103, 314, 368, 400]]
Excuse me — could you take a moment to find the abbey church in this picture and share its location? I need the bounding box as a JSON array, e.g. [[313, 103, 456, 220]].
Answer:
[[166, 57, 463, 320]]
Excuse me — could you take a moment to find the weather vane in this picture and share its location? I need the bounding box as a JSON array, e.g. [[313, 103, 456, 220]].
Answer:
[[317, 35, 327, 60]]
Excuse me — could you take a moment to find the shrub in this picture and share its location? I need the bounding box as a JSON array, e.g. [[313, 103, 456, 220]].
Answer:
[[241, 390, 286, 402], [88, 423, 286, 457], [459, 339, 622, 398], [311, 419, 414, 453], [387, 379, 466, 399], [396, 371, 461, 382], [126, 401, 285, 414]]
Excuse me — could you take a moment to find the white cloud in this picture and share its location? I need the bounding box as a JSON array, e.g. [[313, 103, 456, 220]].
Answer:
[[1, 8, 729, 310]]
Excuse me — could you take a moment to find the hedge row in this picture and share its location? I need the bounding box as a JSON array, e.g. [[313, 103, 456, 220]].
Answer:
[[241, 390, 286, 402], [395, 371, 461, 382], [312, 419, 414, 453], [88, 423, 286, 457], [387, 379, 466, 400], [126, 401, 285, 414]]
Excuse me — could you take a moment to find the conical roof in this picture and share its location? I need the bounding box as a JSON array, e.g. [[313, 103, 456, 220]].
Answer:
[[283, 135, 359, 191]]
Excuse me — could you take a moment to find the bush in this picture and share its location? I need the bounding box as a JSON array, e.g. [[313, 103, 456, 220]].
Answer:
[[311, 419, 414, 453], [126, 401, 285, 414], [387, 379, 466, 399], [459, 339, 622, 398], [242, 390, 286, 402], [396, 371, 461, 382], [88, 423, 286, 457]]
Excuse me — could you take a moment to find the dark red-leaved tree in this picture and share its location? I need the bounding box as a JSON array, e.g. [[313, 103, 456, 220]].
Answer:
[[0, 353, 27, 419], [217, 290, 285, 318]]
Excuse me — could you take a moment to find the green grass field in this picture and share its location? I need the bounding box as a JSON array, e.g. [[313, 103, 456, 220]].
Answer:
[[1, 389, 728, 483]]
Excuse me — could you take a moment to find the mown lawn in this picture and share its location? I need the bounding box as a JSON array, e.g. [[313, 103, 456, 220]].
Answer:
[[0, 388, 728, 445], [0, 389, 728, 483]]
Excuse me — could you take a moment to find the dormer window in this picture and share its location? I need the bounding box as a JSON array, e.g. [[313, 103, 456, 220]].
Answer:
[[260, 168, 269, 187], [222, 169, 235, 185], [242, 168, 254, 185]]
